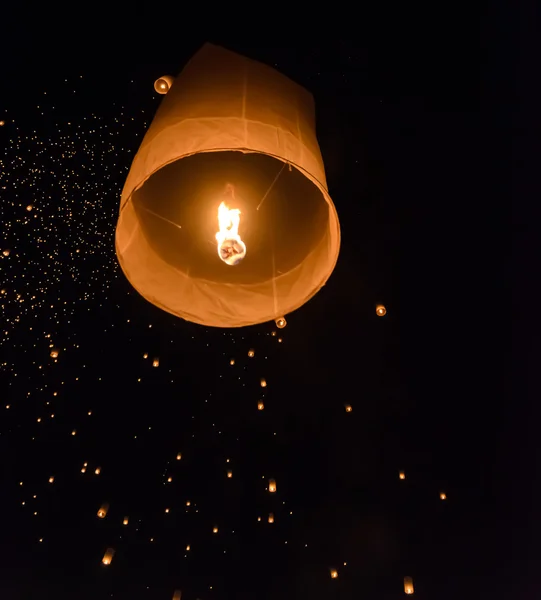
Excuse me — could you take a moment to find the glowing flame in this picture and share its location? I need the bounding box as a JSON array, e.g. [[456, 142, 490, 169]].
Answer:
[[216, 189, 246, 265]]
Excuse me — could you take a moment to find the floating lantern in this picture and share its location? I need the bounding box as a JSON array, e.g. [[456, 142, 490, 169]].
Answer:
[[268, 513, 274, 523], [97, 503, 109, 519], [123, 517, 129, 525], [345, 404, 352, 412], [440, 492, 447, 500], [116, 44, 340, 328], [260, 378, 267, 388], [176, 453, 182, 460], [2, 249, 10, 257], [248, 349, 255, 357], [268, 478, 276, 493], [227, 470, 233, 478], [275, 316, 287, 329], [50, 349, 59, 358], [102, 548, 115, 565], [154, 75, 174, 94], [404, 576, 414, 594], [212, 526, 218, 534], [376, 304, 386, 317], [152, 358, 159, 367], [230, 359, 235, 365], [257, 401, 264, 411], [26, 204, 33, 211], [173, 591, 182, 600], [330, 569, 338, 579]]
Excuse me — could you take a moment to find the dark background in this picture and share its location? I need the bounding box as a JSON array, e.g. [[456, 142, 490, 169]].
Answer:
[[0, 9, 520, 600]]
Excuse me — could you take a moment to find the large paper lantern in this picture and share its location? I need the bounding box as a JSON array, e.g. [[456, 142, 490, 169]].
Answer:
[[116, 43, 340, 328]]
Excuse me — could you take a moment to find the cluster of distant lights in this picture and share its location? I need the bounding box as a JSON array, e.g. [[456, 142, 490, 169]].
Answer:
[[1, 91, 440, 596]]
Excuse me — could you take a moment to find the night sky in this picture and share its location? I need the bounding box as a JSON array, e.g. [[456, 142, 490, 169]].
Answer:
[[0, 21, 518, 600]]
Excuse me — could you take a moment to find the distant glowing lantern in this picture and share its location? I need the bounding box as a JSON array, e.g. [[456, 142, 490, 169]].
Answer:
[[50, 349, 59, 358], [102, 548, 115, 565], [440, 492, 447, 500], [212, 526, 218, 533], [260, 378, 267, 388], [230, 359, 235, 365], [268, 513, 274, 523], [116, 44, 340, 328], [278, 338, 283, 343], [81, 467, 86, 473], [257, 401, 264, 410], [154, 75, 174, 94], [97, 503, 109, 519], [227, 470, 233, 478], [404, 576, 414, 594], [143, 353, 148, 359], [399, 471, 406, 480], [330, 569, 338, 579], [248, 349, 255, 358], [268, 478, 276, 493], [71, 429, 77, 436], [123, 517, 129, 525], [152, 358, 159, 367], [176, 453, 182, 460], [376, 304, 386, 317], [48, 476, 54, 483], [95, 467, 101, 475], [173, 591, 182, 600], [2, 249, 10, 257], [344, 404, 352, 412], [275, 316, 287, 329], [0, 120, 4, 126], [26, 204, 33, 211]]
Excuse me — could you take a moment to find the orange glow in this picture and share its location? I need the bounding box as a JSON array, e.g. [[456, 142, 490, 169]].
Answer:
[[376, 304, 386, 317]]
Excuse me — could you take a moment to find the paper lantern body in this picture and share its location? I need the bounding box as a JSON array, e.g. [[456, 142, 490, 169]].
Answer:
[[116, 44, 340, 327]]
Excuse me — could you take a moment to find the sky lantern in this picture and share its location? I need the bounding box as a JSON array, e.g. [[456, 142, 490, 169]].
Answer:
[[268, 513, 274, 523], [248, 349, 255, 357], [440, 492, 447, 500], [97, 503, 109, 518], [344, 404, 352, 412], [268, 478, 276, 493], [102, 548, 115, 566], [154, 75, 174, 94], [2, 249, 9, 257], [330, 569, 338, 579], [275, 317, 287, 329], [376, 304, 387, 317], [260, 378, 267, 388], [173, 591, 182, 600], [116, 43, 340, 328], [257, 401, 264, 411], [404, 576, 414, 594], [152, 358, 159, 367], [399, 471, 406, 480], [50, 349, 59, 358]]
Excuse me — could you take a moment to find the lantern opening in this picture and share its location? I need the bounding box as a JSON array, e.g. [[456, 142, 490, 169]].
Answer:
[[131, 151, 329, 284]]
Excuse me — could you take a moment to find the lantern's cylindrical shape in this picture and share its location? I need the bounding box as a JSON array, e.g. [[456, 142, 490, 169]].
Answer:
[[116, 44, 340, 328], [404, 576, 414, 594]]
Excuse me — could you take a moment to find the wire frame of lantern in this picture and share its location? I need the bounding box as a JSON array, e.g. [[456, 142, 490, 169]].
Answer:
[[154, 75, 175, 94], [404, 576, 414, 594], [102, 548, 115, 565]]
